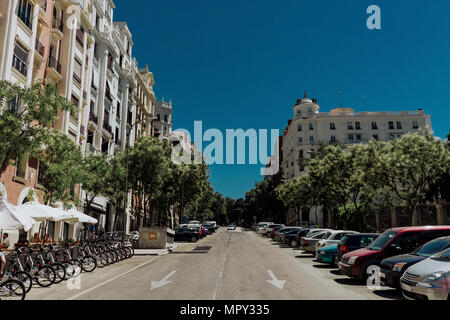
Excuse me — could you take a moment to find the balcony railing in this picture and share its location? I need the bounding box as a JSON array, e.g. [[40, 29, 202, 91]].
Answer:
[[52, 17, 63, 32], [40, 0, 47, 12], [89, 112, 98, 124], [48, 56, 61, 73], [35, 40, 45, 57], [73, 72, 81, 84], [12, 51, 28, 77], [103, 120, 112, 134]]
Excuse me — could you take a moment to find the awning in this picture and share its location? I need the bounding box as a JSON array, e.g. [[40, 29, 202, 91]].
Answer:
[[16, 202, 77, 222], [0, 198, 36, 231]]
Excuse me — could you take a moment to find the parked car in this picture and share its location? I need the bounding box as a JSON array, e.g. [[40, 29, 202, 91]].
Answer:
[[269, 225, 286, 239], [281, 228, 303, 245], [380, 236, 450, 288], [315, 230, 359, 251], [264, 224, 284, 237], [304, 228, 332, 238], [336, 233, 380, 264], [400, 247, 450, 300], [255, 222, 274, 232], [256, 224, 270, 235], [316, 244, 339, 265], [202, 224, 215, 234], [175, 227, 201, 242], [286, 228, 312, 247], [227, 223, 236, 230], [274, 227, 301, 242], [301, 230, 333, 255], [338, 226, 450, 280]]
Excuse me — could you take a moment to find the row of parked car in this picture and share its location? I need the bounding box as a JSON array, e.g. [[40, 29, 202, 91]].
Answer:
[[174, 221, 219, 242], [254, 222, 450, 300]]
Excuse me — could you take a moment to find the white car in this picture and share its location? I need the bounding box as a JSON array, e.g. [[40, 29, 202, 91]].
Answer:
[[227, 224, 236, 230], [400, 247, 450, 300], [315, 230, 359, 251]]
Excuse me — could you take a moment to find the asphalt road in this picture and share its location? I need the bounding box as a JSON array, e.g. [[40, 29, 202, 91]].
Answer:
[[26, 228, 403, 300]]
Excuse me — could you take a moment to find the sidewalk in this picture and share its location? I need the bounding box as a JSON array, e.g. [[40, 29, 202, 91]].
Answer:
[[134, 242, 189, 256]]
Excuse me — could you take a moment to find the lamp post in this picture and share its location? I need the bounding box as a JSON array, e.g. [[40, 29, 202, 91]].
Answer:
[[123, 116, 157, 233]]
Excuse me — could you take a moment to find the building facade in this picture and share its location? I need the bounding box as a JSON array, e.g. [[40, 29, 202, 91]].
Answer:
[[281, 93, 433, 227], [153, 98, 173, 141]]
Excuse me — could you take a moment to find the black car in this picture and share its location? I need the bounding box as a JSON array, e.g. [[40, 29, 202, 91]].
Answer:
[[175, 227, 201, 242], [336, 233, 380, 264], [269, 225, 286, 239], [281, 228, 304, 246], [286, 228, 313, 247], [380, 236, 450, 288], [202, 224, 215, 233]]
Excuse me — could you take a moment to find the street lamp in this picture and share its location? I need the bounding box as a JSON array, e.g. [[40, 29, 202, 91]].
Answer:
[[123, 116, 157, 232]]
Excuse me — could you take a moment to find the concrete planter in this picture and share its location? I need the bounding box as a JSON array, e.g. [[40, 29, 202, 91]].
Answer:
[[137, 226, 175, 249]]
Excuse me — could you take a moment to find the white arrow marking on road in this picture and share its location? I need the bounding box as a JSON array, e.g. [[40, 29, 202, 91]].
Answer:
[[151, 270, 176, 291], [266, 270, 286, 290]]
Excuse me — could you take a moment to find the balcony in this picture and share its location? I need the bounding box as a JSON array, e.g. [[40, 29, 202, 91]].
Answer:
[[12, 54, 28, 78], [35, 40, 45, 57], [76, 29, 84, 47], [46, 56, 62, 82], [73, 72, 81, 85], [89, 112, 98, 126], [103, 120, 112, 136], [52, 18, 64, 40]]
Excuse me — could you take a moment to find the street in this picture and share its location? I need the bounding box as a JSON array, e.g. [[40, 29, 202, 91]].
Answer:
[[26, 228, 402, 300]]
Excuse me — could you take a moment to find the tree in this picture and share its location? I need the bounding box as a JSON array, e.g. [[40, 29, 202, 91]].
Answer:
[[370, 132, 449, 223], [80, 153, 109, 217], [104, 152, 127, 231], [0, 80, 76, 175], [35, 130, 83, 206]]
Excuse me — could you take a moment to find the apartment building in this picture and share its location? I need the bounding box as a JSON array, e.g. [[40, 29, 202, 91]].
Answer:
[[281, 93, 433, 226], [154, 98, 173, 141], [0, 0, 171, 239]]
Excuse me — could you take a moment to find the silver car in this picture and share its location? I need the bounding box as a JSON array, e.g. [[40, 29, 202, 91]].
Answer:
[[300, 230, 333, 255], [315, 230, 359, 252], [400, 247, 450, 300]]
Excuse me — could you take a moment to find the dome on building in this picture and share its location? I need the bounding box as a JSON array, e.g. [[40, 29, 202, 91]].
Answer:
[[293, 91, 319, 118]]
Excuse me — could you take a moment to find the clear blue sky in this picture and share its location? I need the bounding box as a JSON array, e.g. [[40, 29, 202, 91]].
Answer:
[[115, 0, 450, 199]]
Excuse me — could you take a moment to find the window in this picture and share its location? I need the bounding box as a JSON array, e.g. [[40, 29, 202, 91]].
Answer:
[[16, 153, 29, 179], [310, 136, 314, 143], [115, 127, 119, 144], [76, 25, 84, 46], [348, 134, 354, 141], [371, 121, 378, 129], [412, 121, 419, 129], [157, 114, 161, 121], [17, 0, 32, 28], [372, 134, 378, 141], [87, 129, 94, 144], [101, 140, 109, 153], [37, 160, 45, 185], [117, 102, 121, 119], [298, 150, 304, 158], [330, 123, 336, 130], [297, 124, 302, 132], [356, 134, 361, 141], [107, 53, 113, 70], [388, 121, 394, 129], [73, 58, 82, 84], [308, 108, 312, 114], [8, 95, 21, 113], [347, 122, 353, 130], [164, 115, 168, 123], [396, 121, 402, 129], [309, 123, 314, 130], [297, 110, 301, 116], [298, 137, 303, 144], [12, 42, 28, 76], [355, 122, 361, 130], [330, 135, 336, 143], [390, 134, 395, 140]]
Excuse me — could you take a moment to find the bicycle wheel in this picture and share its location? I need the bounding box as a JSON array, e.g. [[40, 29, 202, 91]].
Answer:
[[96, 253, 108, 268], [12, 271, 33, 293], [70, 259, 82, 276], [81, 256, 97, 273], [52, 263, 67, 283], [62, 261, 75, 277], [0, 279, 26, 300], [35, 265, 56, 287], [117, 248, 127, 260], [105, 252, 114, 265]]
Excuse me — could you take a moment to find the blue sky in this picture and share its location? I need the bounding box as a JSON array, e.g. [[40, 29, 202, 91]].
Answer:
[[115, 0, 450, 199]]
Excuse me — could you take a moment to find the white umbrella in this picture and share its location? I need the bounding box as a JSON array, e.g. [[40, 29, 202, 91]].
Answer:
[[66, 209, 97, 224], [0, 198, 36, 231], [16, 202, 75, 222]]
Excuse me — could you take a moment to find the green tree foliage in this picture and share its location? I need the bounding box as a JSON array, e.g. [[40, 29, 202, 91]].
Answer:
[[35, 130, 83, 206], [0, 80, 76, 174]]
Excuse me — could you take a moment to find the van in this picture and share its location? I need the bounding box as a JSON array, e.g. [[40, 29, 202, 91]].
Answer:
[[338, 226, 450, 280]]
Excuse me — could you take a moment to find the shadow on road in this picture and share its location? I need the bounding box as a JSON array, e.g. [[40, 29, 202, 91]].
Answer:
[[312, 264, 336, 269], [330, 270, 342, 276], [295, 254, 315, 258], [334, 278, 365, 286], [372, 289, 404, 300]]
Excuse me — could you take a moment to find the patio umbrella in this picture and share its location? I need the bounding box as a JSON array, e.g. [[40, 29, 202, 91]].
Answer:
[[66, 209, 98, 224], [16, 202, 76, 222], [0, 197, 36, 231]]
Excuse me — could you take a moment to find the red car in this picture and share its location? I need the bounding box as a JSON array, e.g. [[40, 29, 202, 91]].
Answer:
[[338, 226, 450, 280], [201, 226, 207, 237]]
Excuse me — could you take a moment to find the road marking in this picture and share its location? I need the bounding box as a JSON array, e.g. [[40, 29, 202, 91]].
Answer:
[[66, 257, 157, 300], [266, 270, 286, 289], [212, 233, 231, 300], [151, 270, 176, 290]]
